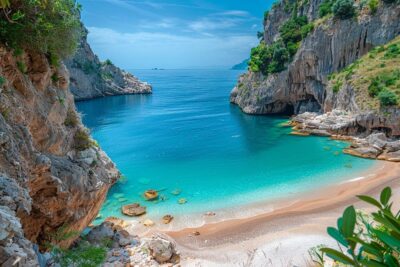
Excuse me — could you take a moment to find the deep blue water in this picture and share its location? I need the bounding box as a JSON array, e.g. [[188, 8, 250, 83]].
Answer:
[[77, 69, 373, 222]]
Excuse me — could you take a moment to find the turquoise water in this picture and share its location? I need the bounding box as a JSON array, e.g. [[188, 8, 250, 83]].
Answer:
[[77, 69, 373, 223]]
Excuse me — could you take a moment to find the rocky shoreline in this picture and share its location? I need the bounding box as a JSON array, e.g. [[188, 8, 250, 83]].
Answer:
[[64, 27, 152, 101], [290, 110, 400, 161]]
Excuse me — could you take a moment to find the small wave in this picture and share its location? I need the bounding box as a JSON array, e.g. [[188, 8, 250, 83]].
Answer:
[[342, 176, 366, 183]]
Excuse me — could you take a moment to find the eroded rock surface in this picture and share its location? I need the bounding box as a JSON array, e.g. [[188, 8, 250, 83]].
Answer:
[[80, 221, 180, 267], [292, 110, 400, 160], [0, 45, 120, 264], [230, 2, 400, 116], [64, 27, 152, 101]]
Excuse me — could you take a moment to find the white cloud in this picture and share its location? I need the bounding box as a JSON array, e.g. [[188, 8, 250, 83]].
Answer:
[[87, 27, 258, 69], [216, 10, 250, 17]]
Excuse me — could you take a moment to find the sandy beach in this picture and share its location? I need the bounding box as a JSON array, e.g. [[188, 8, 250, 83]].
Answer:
[[159, 161, 400, 266]]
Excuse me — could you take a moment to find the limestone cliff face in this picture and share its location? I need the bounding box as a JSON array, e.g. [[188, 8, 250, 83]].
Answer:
[[230, 1, 400, 136], [0, 46, 119, 265], [64, 27, 152, 101]]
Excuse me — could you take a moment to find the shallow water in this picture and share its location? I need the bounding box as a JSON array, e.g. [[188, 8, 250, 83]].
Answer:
[[76, 69, 373, 223]]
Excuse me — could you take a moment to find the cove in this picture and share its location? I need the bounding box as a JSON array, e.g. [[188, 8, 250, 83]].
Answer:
[[76, 69, 373, 224]]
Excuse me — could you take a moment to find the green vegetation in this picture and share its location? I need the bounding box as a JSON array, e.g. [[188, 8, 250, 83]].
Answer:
[[47, 225, 107, 267], [311, 187, 400, 266], [264, 10, 270, 20], [104, 59, 113, 66], [385, 43, 400, 59], [319, 0, 334, 17], [16, 61, 27, 73], [368, 0, 379, 14], [249, 15, 313, 75], [0, 0, 82, 62], [74, 129, 94, 151], [378, 89, 398, 106], [332, 0, 356, 19], [328, 36, 400, 110], [51, 73, 59, 83], [64, 109, 79, 127], [101, 72, 114, 81], [0, 76, 5, 87], [82, 62, 98, 75], [332, 80, 342, 93]]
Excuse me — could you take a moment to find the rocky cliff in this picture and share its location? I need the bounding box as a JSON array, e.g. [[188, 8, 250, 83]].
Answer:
[[64, 27, 152, 101], [0, 46, 120, 265], [231, 0, 400, 116]]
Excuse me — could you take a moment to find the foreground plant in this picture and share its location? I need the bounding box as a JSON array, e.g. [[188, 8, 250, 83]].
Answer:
[[46, 225, 107, 267], [312, 187, 400, 266]]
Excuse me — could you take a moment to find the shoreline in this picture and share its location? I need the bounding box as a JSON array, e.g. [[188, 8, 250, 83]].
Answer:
[[161, 161, 399, 266], [120, 158, 378, 235]]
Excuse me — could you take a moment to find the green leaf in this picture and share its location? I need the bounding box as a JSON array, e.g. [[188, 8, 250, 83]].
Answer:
[[342, 206, 356, 238], [360, 259, 389, 267], [373, 214, 400, 234], [380, 187, 392, 206], [320, 248, 355, 265], [384, 254, 400, 267], [11, 10, 25, 21], [357, 195, 382, 209], [337, 217, 343, 230], [360, 244, 383, 260], [327, 227, 348, 247], [373, 229, 400, 253]]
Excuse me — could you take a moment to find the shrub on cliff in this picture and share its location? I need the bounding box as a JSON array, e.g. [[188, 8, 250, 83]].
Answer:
[[332, 0, 356, 19], [319, 0, 334, 17], [47, 225, 106, 267], [249, 15, 314, 75], [0, 0, 81, 62], [378, 89, 398, 106], [249, 42, 289, 75], [368, 0, 379, 14], [310, 187, 400, 266]]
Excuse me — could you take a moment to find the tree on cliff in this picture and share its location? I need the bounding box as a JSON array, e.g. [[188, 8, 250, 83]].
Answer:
[[0, 0, 82, 64], [332, 0, 356, 19]]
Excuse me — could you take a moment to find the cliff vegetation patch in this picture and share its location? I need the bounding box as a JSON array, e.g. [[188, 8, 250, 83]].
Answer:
[[249, 14, 314, 75], [0, 0, 82, 64], [328, 36, 400, 110]]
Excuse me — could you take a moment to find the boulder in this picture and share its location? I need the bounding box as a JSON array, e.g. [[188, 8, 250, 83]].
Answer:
[[121, 203, 146, 217], [86, 222, 114, 244], [144, 190, 158, 201], [343, 147, 381, 159], [146, 236, 178, 264]]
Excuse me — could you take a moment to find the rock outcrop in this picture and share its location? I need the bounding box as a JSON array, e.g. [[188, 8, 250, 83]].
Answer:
[[78, 220, 180, 266], [64, 27, 152, 101], [230, 1, 400, 117], [0, 45, 120, 265], [291, 110, 400, 161]]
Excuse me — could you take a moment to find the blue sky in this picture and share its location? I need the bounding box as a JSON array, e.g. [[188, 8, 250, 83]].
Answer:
[[78, 0, 272, 69]]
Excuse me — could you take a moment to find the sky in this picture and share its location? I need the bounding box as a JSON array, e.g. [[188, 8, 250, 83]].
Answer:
[[78, 0, 273, 69]]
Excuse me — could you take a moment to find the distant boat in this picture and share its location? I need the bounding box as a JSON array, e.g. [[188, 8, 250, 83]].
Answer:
[[152, 68, 165, 70], [231, 59, 249, 70]]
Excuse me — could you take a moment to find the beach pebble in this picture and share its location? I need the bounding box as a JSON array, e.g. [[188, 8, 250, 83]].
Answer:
[[143, 219, 155, 227], [162, 215, 174, 224], [192, 231, 200, 236]]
